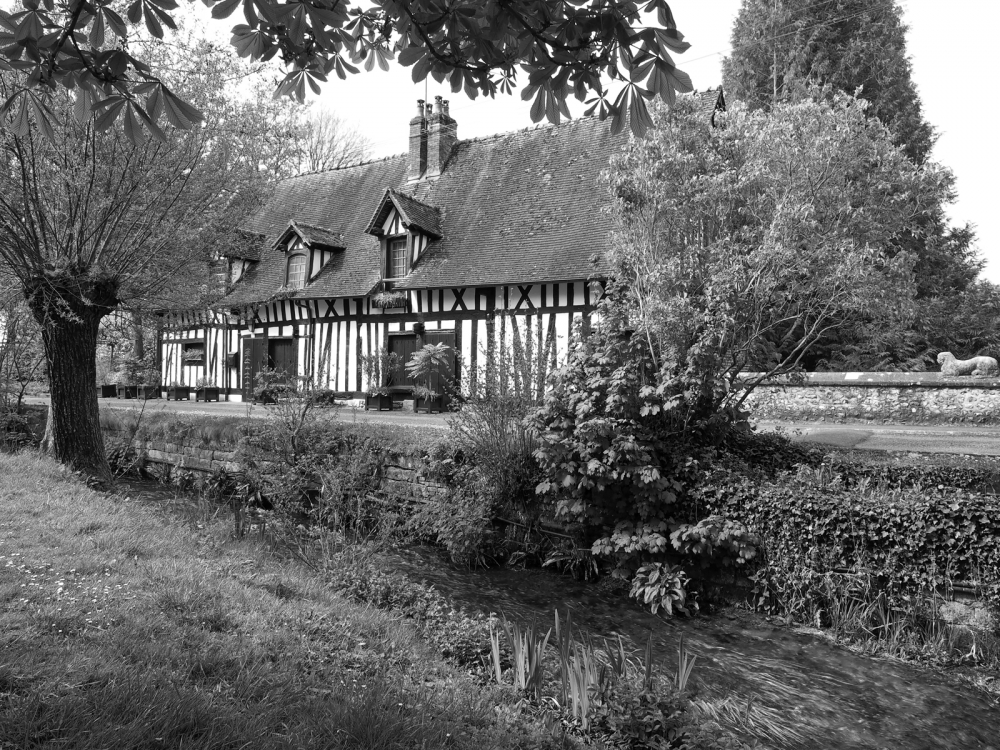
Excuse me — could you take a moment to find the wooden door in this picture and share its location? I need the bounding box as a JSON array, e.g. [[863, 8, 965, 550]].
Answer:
[[423, 329, 456, 393], [268, 338, 298, 380], [388, 333, 417, 387]]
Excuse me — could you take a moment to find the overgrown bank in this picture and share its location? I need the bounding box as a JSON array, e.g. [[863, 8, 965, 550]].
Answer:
[[0, 452, 754, 749], [98, 397, 1000, 676]]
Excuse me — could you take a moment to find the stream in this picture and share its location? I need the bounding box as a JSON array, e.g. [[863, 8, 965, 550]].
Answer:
[[386, 546, 1000, 750]]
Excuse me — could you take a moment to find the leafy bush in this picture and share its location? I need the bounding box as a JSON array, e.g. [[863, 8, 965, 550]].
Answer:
[[448, 392, 541, 512], [718, 428, 824, 476], [629, 563, 693, 616], [824, 455, 1000, 494], [0, 408, 33, 449], [698, 465, 1000, 620]]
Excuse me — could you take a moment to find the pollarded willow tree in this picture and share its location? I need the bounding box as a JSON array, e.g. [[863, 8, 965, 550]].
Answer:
[[0, 51, 269, 481], [0, 0, 693, 143]]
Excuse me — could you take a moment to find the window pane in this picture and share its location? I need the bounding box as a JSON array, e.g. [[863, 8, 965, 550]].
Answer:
[[287, 255, 306, 288], [388, 238, 407, 278]]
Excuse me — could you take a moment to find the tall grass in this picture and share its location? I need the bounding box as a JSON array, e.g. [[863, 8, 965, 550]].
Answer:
[[0, 452, 558, 749]]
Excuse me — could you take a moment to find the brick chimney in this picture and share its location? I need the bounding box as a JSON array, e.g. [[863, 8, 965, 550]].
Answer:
[[426, 95, 457, 179], [407, 99, 427, 182]]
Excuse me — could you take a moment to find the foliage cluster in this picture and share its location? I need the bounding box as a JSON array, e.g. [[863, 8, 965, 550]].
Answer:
[[722, 0, 989, 371], [361, 346, 402, 396], [823, 456, 1000, 495], [695, 465, 1000, 630], [607, 93, 945, 392], [2, 0, 694, 143], [0, 292, 44, 411], [530, 319, 755, 583], [329, 554, 748, 749]]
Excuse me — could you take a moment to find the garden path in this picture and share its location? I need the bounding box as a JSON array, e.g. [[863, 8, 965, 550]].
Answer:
[[388, 546, 999, 750]]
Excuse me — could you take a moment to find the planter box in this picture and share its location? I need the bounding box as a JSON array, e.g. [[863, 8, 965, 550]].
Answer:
[[365, 393, 394, 411], [414, 394, 448, 414], [116, 385, 159, 400], [165, 386, 191, 401], [100, 384, 118, 398], [195, 387, 221, 402]]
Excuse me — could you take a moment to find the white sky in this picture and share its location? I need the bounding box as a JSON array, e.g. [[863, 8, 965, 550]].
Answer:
[[304, 1, 1000, 283]]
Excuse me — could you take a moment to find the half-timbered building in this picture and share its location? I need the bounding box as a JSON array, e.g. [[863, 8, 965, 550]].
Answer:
[[159, 90, 725, 401]]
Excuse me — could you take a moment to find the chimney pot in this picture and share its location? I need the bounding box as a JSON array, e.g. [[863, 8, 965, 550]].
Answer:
[[426, 96, 457, 179], [408, 99, 428, 182]]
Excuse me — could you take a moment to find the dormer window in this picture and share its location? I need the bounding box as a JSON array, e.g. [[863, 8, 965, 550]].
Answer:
[[386, 237, 407, 279], [286, 253, 307, 289]]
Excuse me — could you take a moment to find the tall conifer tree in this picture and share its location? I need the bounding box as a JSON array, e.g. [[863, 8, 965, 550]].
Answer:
[[723, 0, 933, 164]]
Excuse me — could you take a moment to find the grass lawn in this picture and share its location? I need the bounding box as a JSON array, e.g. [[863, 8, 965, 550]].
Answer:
[[0, 452, 547, 750]]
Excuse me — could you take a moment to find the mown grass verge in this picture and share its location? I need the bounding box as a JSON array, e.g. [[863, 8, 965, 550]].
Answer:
[[0, 452, 559, 750]]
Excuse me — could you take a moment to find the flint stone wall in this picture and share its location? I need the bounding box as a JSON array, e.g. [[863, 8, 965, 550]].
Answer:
[[743, 372, 1000, 424]]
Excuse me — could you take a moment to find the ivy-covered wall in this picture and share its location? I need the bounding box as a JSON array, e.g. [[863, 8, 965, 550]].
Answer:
[[744, 373, 1000, 424]]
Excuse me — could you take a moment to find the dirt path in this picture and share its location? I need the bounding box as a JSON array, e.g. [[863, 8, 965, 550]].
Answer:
[[389, 547, 1000, 750]]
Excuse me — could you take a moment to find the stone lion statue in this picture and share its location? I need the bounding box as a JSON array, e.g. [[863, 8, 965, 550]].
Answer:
[[937, 351, 1000, 377]]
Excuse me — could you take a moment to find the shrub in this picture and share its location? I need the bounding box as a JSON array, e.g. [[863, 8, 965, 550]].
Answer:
[[448, 392, 541, 512], [718, 428, 824, 476], [698, 465, 1000, 633]]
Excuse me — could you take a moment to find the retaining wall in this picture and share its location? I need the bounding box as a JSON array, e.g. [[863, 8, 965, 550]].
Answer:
[[743, 372, 1000, 424], [104, 429, 447, 498]]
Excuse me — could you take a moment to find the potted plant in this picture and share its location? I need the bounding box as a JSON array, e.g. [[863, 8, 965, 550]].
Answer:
[[371, 290, 408, 311], [195, 377, 220, 402], [405, 342, 453, 413], [164, 380, 191, 401], [361, 348, 401, 411]]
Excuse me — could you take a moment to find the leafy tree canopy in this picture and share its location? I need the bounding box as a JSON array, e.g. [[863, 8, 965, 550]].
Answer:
[[605, 93, 950, 401], [0, 0, 693, 144]]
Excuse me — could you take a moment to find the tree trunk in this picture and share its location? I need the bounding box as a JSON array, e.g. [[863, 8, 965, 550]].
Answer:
[[132, 311, 144, 360], [26, 274, 116, 483]]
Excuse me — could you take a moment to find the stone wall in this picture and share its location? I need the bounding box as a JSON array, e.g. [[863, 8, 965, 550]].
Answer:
[[104, 429, 445, 498], [743, 372, 1000, 424]]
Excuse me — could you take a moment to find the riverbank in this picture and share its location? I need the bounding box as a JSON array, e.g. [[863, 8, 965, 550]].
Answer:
[[0, 452, 545, 749]]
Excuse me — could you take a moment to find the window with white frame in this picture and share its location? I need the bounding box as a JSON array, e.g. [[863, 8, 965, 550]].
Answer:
[[386, 237, 407, 279], [286, 253, 307, 289]]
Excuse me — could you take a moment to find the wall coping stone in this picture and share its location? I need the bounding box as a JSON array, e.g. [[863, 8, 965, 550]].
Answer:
[[739, 372, 1000, 389]]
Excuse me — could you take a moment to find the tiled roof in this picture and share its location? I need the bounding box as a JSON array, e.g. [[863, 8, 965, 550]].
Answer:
[[221, 90, 724, 303], [221, 155, 408, 306], [292, 221, 344, 249], [388, 190, 442, 238], [219, 230, 264, 261]]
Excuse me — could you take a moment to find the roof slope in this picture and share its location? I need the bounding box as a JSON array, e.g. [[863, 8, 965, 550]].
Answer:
[[396, 115, 622, 289], [223, 156, 408, 305], [222, 89, 724, 304]]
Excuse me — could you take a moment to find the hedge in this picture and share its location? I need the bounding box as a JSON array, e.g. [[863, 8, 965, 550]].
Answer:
[[698, 467, 1000, 608]]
